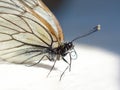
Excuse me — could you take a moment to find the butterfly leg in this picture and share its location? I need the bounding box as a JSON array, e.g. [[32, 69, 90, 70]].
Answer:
[[68, 52, 72, 71], [47, 59, 56, 77], [59, 66, 69, 81], [62, 57, 69, 64], [28, 55, 50, 66], [58, 57, 70, 81], [62, 52, 72, 72]]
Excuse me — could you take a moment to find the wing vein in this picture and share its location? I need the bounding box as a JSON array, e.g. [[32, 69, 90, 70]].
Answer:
[[4, 49, 42, 59], [0, 15, 28, 32], [20, 52, 43, 64], [0, 24, 20, 34], [0, 43, 24, 51]]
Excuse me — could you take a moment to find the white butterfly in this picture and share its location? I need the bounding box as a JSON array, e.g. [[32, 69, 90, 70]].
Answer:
[[0, 0, 100, 76]]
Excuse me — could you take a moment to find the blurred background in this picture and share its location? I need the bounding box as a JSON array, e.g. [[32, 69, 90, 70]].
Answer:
[[42, 0, 120, 55]]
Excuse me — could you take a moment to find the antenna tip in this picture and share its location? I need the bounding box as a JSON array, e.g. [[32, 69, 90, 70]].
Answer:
[[93, 24, 101, 31], [96, 24, 101, 31]]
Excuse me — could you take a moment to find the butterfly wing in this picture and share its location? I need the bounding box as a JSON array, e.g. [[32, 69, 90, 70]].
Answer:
[[0, 0, 63, 63]]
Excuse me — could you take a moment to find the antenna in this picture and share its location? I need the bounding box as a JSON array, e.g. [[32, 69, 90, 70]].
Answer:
[[71, 24, 101, 42]]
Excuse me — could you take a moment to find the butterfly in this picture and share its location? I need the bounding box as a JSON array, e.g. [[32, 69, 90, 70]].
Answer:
[[0, 0, 100, 78]]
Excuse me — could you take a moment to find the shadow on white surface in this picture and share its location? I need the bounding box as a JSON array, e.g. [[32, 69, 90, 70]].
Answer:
[[0, 44, 119, 90]]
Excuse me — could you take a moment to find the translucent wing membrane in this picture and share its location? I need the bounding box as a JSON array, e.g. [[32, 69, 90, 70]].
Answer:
[[0, 0, 63, 63]]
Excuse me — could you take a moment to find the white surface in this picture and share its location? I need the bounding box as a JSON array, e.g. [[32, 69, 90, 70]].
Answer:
[[0, 44, 119, 90]]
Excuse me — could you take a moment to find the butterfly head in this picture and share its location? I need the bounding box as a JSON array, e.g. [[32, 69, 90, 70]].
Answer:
[[57, 42, 74, 57], [64, 42, 74, 51]]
